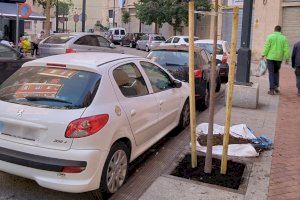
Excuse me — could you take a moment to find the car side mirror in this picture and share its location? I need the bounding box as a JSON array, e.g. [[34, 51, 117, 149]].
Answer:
[[110, 43, 116, 48], [173, 79, 182, 88]]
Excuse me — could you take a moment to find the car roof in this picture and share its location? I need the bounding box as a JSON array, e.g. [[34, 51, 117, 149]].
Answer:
[[50, 32, 100, 37], [170, 36, 199, 38], [23, 53, 140, 69], [152, 45, 204, 53], [195, 39, 225, 44]]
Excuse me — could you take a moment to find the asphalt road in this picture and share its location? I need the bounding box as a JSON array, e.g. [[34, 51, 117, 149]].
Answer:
[[0, 46, 224, 200]]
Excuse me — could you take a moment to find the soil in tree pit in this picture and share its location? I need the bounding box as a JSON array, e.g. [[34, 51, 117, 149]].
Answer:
[[171, 154, 245, 190]]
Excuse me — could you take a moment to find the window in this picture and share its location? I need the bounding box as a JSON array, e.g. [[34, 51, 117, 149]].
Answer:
[[183, 37, 199, 43], [141, 35, 149, 40], [114, 29, 119, 35], [120, 30, 125, 35], [113, 63, 148, 98], [97, 36, 110, 47], [165, 37, 173, 43], [108, 10, 113, 18], [173, 37, 180, 43], [153, 36, 165, 41], [0, 44, 17, 59], [74, 35, 99, 46], [140, 61, 173, 93], [44, 35, 74, 44], [0, 67, 101, 109], [24, 21, 31, 30]]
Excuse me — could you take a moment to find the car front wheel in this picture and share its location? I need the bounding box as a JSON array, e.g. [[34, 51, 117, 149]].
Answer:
[[92, 142, 129, 199], [179, 100, 190, 129]]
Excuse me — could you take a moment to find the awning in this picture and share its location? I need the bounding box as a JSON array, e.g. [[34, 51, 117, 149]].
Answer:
[[0, 2, 46, 20]]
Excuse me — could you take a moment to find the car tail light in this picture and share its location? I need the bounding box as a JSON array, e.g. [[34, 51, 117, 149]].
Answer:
[[66, 48, 76, 53], [46, 63, 66, 68], [222, 52, 228, 64], [62, 166, 86, 173], [65, 114, 109, 138], [194, 69, 203, 78]]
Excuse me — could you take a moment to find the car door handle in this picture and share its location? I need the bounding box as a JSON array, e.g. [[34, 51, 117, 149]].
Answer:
[[130, 109, 136, 117]]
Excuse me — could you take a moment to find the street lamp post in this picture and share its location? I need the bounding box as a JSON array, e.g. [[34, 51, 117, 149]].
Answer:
[[113, 0, 116, 28], [56, 0, 58, 32], [236, 0, 254, 84], [82, 0, 86, 32]]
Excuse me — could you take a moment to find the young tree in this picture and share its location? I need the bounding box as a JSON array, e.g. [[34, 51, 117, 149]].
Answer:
[[122, 10, 131, 25], [57, 0, 74, 32]]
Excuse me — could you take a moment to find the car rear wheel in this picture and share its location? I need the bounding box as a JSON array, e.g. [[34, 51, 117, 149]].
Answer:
[[92, 142, 129, 199], [129, 42, 133, 48], [136, 44, 140, 50], [179, 100, 190, 129]]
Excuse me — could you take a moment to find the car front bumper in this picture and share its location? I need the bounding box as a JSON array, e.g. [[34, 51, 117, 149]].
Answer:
[[0, 139, 108, 193]]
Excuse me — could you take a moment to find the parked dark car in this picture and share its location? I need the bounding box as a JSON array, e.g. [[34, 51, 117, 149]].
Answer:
[[0, 43, 34, 85], [120, 33, 145, 48], [147, 46, 221, 109]]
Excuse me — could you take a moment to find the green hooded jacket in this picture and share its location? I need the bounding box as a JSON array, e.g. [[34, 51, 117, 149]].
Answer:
[[262, 32, 290, 61]]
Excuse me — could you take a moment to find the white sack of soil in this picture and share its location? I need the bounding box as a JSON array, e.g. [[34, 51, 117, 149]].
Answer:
[[194, 123, 259, 157]]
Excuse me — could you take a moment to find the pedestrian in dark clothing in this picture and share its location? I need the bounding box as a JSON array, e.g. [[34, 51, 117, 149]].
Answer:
[[262, 25, 290, 95], [291, 41, 300, 96]]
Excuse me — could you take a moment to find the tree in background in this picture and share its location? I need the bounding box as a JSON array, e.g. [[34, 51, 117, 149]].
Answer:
[[135, 0, 211, 35], [57, 0, 74, 32], [122, 10, 131, 25]]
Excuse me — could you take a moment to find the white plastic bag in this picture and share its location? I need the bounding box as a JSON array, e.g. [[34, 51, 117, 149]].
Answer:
[[257, 59, 267, 77]]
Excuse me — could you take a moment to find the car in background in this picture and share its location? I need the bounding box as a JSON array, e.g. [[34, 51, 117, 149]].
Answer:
[[39, 33, 120, 57], [147, 46, 221, 109], [120, 33, 145, 48], [161, 36, 199, 46], [136, 34, 166, 52], [0, 43, 33, 85], [0, 52, 189, 196], [195, 40, 230, 83], [107, 27, 126, 44]]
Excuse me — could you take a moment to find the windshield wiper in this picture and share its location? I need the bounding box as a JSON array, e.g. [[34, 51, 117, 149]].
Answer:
[[25, 96, 73, 104]]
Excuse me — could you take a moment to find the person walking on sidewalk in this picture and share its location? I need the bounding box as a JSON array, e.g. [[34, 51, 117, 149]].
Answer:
[[262, 25, 290, 95], [292, 41, 300, 96]]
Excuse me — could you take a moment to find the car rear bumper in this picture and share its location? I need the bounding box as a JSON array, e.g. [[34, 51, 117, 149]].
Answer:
[[0, 139, 108, 193]]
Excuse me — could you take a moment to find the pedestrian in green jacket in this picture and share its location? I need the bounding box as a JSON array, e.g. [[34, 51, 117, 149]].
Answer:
[[262, 25, 290, 95]]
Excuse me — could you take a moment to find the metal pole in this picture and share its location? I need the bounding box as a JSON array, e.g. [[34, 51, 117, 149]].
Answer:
[[221, 6, 239, 175], [75, 22, 77, 32], [82, 0, 86, 32], [204, 0, 219, 174], [16, 3, 19, 48], [188, 0, 197, 169], [236, 0, 254, 84], [56, 0, 58, 32], [113, 0, 116, 28]]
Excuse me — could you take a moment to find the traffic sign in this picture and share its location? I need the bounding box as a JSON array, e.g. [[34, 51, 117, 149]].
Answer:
[[73, 14, 79, 23], [18, 2, 32, 19]]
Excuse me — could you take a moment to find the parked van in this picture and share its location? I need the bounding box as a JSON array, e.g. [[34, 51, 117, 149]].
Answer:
[[108, 27, 126, 44]]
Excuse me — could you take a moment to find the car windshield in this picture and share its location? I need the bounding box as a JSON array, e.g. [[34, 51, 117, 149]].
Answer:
[[43, 35, 75, 44], [195, 43, 223, 54], [147, 51, 189, 67], [0, 66, 101, 109], [153, 36, 166, 41]]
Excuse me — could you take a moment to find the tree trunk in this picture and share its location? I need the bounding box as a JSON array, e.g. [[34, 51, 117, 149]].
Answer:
[[173, 27, 177, 36], [155, 23, 159, 34], [45, 0, 51, 36]]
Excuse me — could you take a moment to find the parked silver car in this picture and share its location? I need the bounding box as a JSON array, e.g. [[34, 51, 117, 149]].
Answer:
[[136, 34, 166, 52], [39, 33, 120, 57]]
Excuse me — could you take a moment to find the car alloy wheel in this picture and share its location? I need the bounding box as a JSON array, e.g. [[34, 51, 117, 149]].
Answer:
[[106, 149, 128, 193], [179, 101, 190, 129]]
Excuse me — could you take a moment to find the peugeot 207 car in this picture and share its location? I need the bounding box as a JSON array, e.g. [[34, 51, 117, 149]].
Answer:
[[0, 53, 189, 197]]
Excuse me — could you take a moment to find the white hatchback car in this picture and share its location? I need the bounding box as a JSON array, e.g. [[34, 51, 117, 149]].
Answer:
[[0, 53, 189, 197], [160, 36, 199, 46]]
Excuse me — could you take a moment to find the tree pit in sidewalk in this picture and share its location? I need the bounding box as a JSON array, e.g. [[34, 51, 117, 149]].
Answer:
[[171, 154, 245, 190]]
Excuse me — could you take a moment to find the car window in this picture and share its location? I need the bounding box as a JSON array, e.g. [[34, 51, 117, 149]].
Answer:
[[200, 50, 210, 65], [196, 43, 223, 54], [165, 37, 173, 43], [43, 35, 74, 44], [114, 29, 119, 35], [74, 35, 99, 46], [0, 44, 18, 59], [113, 63, 149, 98], [0, 66, 101, 109], [97, 36, 110, 47], [173, 37, 180, 43], [183, 37, 199, 43], [140, 61, 173, 93], [153, 36, 165, 41], [120, 30, 125, 35]]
